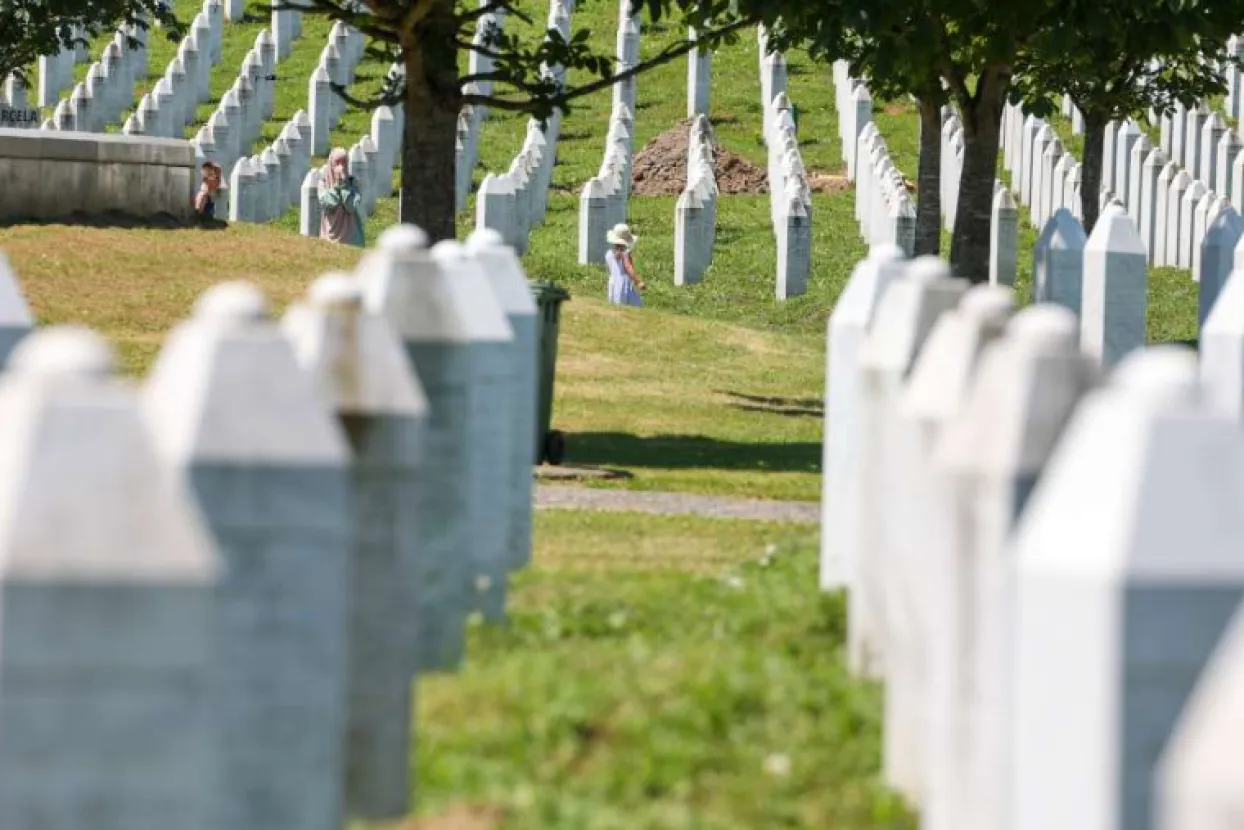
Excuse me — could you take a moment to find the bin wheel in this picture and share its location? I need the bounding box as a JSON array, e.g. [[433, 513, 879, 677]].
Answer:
[[544, 430, 566, 466]]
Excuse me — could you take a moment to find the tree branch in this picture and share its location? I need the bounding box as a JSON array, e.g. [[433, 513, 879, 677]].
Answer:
[[331, 80, 402, 109], [457, 0, 523, 25], [542, 17, 751, 107]]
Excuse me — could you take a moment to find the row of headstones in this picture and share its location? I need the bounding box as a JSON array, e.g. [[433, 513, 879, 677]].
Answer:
[[1027, 176, 1244, 359], [46, 2, 225, 136], [766, 92, 811, 300], [34, 23, 95, 109], [300, 92, 403, 233], [576, 0, 639, 267], [674, 114, 718, 286], [853, 118, 916, 258], [1225, 34, 1244, 124], [820, 239, 1244, 830], [1031, 106, 1238, 275], [832, 70, 918, 255], [0, 223, 539, 830], [307, 20, 370, 156], [477, 118, 558, 256], [473, 0, 573, 254], [138, 24, 280, 179], [186, 23, 301, 220], [226, 24, 383, 226], [228, 111, 314, 222], [834, 64, 873, 184], [1000, 107, 1084, 237], [577, 101, 636, 266], [757, 25, 787, 143], [454, 7, 509, 212], [758, 30, 808, 301]]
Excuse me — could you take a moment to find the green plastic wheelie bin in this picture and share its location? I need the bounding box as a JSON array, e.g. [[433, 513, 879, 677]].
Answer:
[[530, 281, 570, 465]]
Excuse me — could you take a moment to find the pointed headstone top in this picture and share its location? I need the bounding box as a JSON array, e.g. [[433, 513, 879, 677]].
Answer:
[[1086, 203, 1145, 255], [1112, 345, 1200, 406], [143, 282, 349, 465], [1038, 209, 1088, 251], [1008, 303, 1080, 350], [361, 234, 512, 344], [283, 273, 428, 418], [465, 229, 538, 316], [0, 326, 221, 582]]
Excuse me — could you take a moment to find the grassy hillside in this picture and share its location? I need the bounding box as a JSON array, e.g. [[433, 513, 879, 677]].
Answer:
[[0, 224, 823, 500]]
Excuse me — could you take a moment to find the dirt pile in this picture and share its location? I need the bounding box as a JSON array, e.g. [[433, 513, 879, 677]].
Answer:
[[630, 119, 770, 196]]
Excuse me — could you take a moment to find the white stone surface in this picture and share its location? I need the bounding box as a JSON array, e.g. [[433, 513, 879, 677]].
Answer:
[[467, 227, 539, 572], [142, 281, 352, 830], [1011, 345, 1244, 830], [820, 246, 905, 590], [851, 256, 966, 679], [1033, 209, 1087, 314], [0, 325, 220, 830], [927, 304, 1098, 830], [359, 225, 512, 671], [1158, 601, 1244, 830], [1081, 204, 1148, 369], [881, 284, 1014, 804], [282, 273, 427, 821], [1200, 267, 1244, 417]]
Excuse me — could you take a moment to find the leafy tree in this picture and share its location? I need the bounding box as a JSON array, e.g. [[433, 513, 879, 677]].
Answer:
[[1013, 0, 1239, 234], [0, 0, 180, 87], [745, 0, 1061, 283], [282, 0, 751, 241], [758, 1, 948, 257]]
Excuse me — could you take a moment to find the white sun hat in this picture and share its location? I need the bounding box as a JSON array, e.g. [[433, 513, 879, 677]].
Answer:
[[605, 223, 638, 250]]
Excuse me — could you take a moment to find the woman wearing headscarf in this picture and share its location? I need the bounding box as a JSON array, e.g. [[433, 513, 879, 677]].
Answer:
[[604, 223, 645, 307], [318, 147, 365, 246]]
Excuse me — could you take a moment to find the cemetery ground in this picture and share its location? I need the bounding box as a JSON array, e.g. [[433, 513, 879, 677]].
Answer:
[[0, 221, 895, 829], [0, 0, 1220, 825]]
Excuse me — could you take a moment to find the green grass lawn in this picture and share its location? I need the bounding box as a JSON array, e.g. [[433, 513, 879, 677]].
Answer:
[[400, 510, 912, 830]]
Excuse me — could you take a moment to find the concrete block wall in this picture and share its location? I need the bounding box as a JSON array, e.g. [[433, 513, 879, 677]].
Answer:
[[821, 241, 1244, 830], [0, 128, 197, 222], [0, 221, 538, 827]]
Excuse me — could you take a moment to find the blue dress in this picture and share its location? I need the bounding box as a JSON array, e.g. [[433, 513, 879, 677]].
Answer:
[[606, 249, 642, 307]]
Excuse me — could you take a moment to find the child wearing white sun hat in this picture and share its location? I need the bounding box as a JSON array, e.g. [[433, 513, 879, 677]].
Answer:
[[604, 223, 645, 307]]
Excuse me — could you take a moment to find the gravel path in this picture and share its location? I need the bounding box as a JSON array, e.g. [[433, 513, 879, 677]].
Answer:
[[535, 484, 820, 524]]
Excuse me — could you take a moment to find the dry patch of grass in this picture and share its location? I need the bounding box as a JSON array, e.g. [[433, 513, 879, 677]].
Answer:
[[0, 224, 360, 373], [0, 225, 824, 499]]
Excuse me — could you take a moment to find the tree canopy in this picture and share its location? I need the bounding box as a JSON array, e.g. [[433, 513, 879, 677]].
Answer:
[[1, 0, 180, 87], [752, 0, 949, 256], [1013, 0, 1239, 231], [280, 0, 752, 239]]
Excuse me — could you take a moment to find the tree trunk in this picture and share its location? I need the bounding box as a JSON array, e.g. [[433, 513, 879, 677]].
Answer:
[[915, 97, 943, 258], [949, 69, 1008, 284], [1079, 111, 1106, 236], [399, 5, 460, 243]]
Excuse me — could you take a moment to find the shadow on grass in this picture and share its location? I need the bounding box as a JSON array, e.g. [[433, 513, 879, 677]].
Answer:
[[719, 390, 824, 418], [565, 431, 821, 473], [0, 212, 227, 231]]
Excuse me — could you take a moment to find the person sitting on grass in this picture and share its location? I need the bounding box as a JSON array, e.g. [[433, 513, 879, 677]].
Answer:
[[193, 161, 222, 220], [605, 223, 645, 307], [318, 147, 365, 247]]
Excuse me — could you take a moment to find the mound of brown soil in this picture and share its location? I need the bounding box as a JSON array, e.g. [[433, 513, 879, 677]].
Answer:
[[630, 118, 769, 196]]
